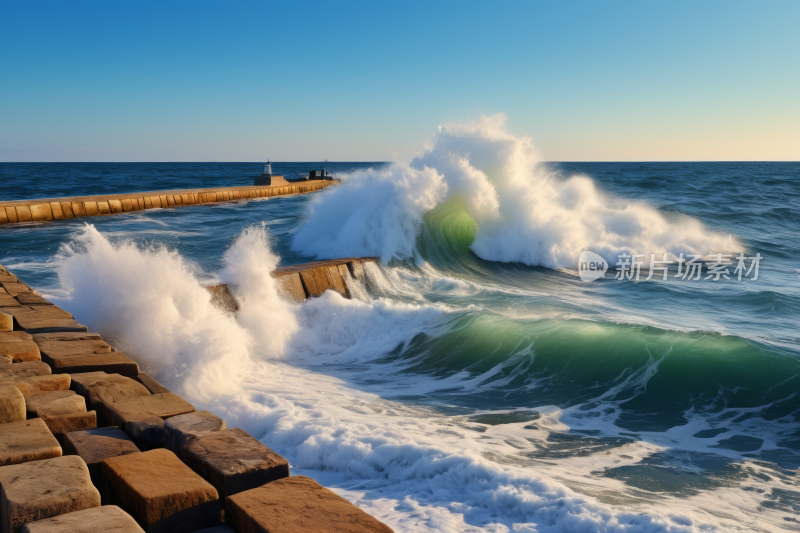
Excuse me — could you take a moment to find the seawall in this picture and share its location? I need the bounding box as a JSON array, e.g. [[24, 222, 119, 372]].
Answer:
[[0, 177, 336, 225], [0, 262, 393, 532]]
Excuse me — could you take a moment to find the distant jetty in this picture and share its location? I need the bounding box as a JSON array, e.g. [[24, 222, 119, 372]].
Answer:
[[0, 178, 336, 226]]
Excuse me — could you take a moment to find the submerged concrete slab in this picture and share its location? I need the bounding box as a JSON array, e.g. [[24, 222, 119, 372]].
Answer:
[[179, 428, 289, 501], [102, 449, 219, 533], [226, 476, 394, 533], [0, 455, 100, 533], [19, 505, 144, 533]]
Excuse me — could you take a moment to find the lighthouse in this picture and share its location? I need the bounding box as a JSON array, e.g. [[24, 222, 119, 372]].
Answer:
[[263, 160, 272, 176]]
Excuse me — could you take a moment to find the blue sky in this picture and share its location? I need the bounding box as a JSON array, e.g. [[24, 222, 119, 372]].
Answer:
[[2, 1, 798, 162]]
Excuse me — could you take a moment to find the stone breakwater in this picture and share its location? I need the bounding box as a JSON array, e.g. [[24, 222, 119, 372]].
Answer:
[[0, 263, 393, 533], [0, 177, 336, 225]]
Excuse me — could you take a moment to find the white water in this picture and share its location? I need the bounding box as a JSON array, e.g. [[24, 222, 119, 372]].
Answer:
[[293, 115, 739, 268], [44, 223, 786, 533]]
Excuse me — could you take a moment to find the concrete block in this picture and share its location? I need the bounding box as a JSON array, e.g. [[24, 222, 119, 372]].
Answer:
[[326, 264, 349, 297], [0, 455, 100, 533], [45, 352, 139, 377], [0, 357, 10, 365], [348, 260, 366, 280], [102, 449, 219, 533], [14, 293, 51, 306], [14, 206, 31, 223], [0, 385, 25, 424], [37, 339, 111, 356], [25, 390, 85, 418], [29, 203, 54, 222], [121, 199, 134, 212], [97, 202, 110, 215], [19, 505, 144, 533], [109, 200, 123, 214], [0, 362, 51, 380], [63, 427, 140, 501], [59, 202, 75, 219], [41, 411, 97, 439], [165, 411, 226, 452], [71, 372, 151, 409], [48, 203, 64, 221], [0, 284, 29, 297], [179, 428, 288, 501], [226, 476, 394, 533], [0, 333, 32, 341], [103, 393, 194, 448], [0, 375, 71, 398], [0, 341, 41, 362], [132, 373, 170, 395], [273, 271, 306, 303], [0, 297, 20, 308], [0, 419, 61, 466], [72, 202, 87, 217], [0, 314, 10, 332], [0, 305, 87, 334], [32, 331, 102, 342], [3, 208, 17, 224]]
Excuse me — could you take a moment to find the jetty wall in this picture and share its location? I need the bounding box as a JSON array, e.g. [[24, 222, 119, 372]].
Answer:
[[0, 263, 393, 532], [0, 178, 336, 226]]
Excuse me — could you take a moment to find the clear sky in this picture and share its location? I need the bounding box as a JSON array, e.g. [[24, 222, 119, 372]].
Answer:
[[1, 1, 798, 162]]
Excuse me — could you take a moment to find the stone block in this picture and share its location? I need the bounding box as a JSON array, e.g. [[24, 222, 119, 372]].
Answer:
[[165, 411, 226, 452], [132, 373, 170, 395], [37, 339, 111, 357], [103, 449, 219, 533], [0, 332, 32, 341], [0, 341, 40, 363], [41, 411, 97, 439], [272, 271, 307, 303], [14, 293, 50, 306], [29, 203, 54, 222], [45, 352, 139, 377], [25, 390, 85, 418], [348, 260, 366, 280], [0, 356, 10, 365], [226, 476, 394, 533], [0, 419, 61, 466], [0, 385, 25, 424], [32, 332, 102, 342], [179, 428, 288, 501], [71, 372, 151, 408], [0, 297, 20, 308], [0, 362, 50, 380], [0, 375, 71, 398], [0, 455, 100, 533], [14, 206, 32, 223], [0, 284, 29, 297], [63, 427, 140, 501], [0, 306, 87, 334], [18, 505, 144, 533], [0, 313, 10, 333], [103, 394, 194, 448]]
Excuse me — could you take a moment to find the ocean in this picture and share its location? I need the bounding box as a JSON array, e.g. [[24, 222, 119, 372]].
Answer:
[[1, 122, 799, 532]]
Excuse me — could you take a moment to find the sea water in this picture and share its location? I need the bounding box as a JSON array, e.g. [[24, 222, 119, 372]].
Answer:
[[1, 117, 799, 532]]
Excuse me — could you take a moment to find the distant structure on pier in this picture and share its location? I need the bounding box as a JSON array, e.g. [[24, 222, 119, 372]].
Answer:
[[253, 160, 288, 186]]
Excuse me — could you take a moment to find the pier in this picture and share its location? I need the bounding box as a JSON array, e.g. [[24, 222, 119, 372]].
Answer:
[[0, 177, 336, 226], [0, 262, 393, 532]]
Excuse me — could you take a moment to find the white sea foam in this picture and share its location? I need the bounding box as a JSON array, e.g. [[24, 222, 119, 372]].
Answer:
[[43, 224, 787, 532], [292, 115, 739, 269]]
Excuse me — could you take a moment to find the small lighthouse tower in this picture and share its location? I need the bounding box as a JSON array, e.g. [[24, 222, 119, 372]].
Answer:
[[263, 160, 272, 177]]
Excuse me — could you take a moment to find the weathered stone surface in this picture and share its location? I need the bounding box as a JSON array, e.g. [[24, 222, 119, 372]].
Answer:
[[14, 293, 51, 306], [180, 428, 288, 501], [0, 306, 87, 334], [0, 297, 21, 308], [272, 271, 307, 303], [0, 385, 25, 424], [37, 339, 111, 357], [0, 455, 100, 533], [103, 394, 194, 448], [0, 418, 61, 466], [25, 390, 85, 418], [46, 352, 139, 377], [18, 505, 145, 533], [0, 375, 71, 398], [31, 332, 102, 342], [227, 476, 394, 533], [0, 362, 51, 380], [0, 341, 40, 363], [41, 411, 97, 438], [103, 449, 219, 532], [205, 285, 239, 313], [0, 313, 12, 332], [0, 332, 32, 341], [63, 427, 140, 501], [0, 283, 30, 297], [71, 372, 151, 408], [132, 373, 170, 395], [0, 356, 11, 365], [165, 411, 226, 452]]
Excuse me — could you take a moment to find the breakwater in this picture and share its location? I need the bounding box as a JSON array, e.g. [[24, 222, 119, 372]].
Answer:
[[0, 263, 393, 532], [0, 178, 336, 225]]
